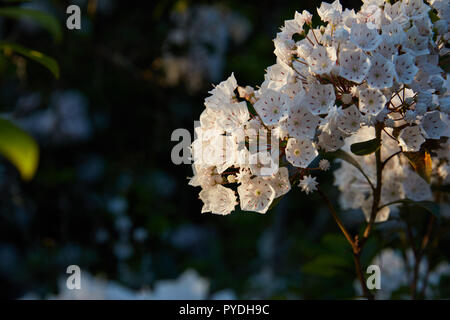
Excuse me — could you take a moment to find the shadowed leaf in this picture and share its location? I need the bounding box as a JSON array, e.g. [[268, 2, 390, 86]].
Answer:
[[0, 7, 62, 42], [0, 42, 59, 78], [0, 118, 39, 181], [350, 138, 381, 156]]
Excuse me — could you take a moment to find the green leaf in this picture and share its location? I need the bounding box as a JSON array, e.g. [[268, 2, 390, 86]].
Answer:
[[326, 149, 375, 191], [0, 118, 39, 181], [439, 55, 450, 74], [268, 196, 283, 211], [0, 7, 62, 43], [429, 10, 440, 23], [403, 150, 432, 183], [0, 42, 59, 78], [380, 199, 440, 219], [350, 138, 381, 156], [303, 254, 351, 278]]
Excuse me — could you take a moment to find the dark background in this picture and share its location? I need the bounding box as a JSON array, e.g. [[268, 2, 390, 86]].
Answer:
[[0, 0, 448, 299]]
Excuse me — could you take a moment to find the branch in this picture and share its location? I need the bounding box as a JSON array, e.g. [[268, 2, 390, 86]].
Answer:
[[317, 188, 374, 300], [317, 188, 356, 252], [361, 124, 384, 246], [382, 151, 402, 169]]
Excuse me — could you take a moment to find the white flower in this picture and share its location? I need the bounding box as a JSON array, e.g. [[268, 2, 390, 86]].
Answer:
[[273, 34, 294, 65], [415, 102, 428, 115], [199, 185, 237, 215], [381, 21, 407, 45], [398, 126, 425, 151], [264, 62, 294, 91], [404, 110, 417, 124], [384, 2, 405, 23], [429, 75, 444, 91], [350, 22, 382, 51], [366, 54, 395, 89], [394, 53, 419, 85], [281, 18, 304, 39], [302, 83, 335, 115], [404, 25, 430, 56], [298, 175, 318, 194], [421, 111, 448, 139], [403, 170, 432, 201], [306, 46, 337, 75], [373, 35, 397, 59], [213, 135, 239, 173], [286, 137, 318, 168], [254, 89, 289, 125], [358, 88, 387, 115], [204, 73, 237, 110], [401, 0, 430, 21], [298, 10, 313, 25], [317, 0, 342, 24], [284, 105, 321, 139], [338, 104, 363, 133], [189, 165, 220, 189], [434, 19, 448, 34], [238, 177, 276, 213], [334, 27, 349, 42], [429, 0, 450, 21], [416, 91, 433, 105], [281, 82, 305, 99], [249, 152, 279, 177], [318, 129, 345, 152], [217, 102, 250, 133], [267, 167, 291, 197], [236, 167, 252, 184], [319, 159, 330, 171], [338, 49, 371, 83]]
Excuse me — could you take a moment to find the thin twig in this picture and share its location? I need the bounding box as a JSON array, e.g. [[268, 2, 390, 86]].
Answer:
[[382, 151, 402, 169], [317, 188, 356, 251], [361, 124, 383, 245], [317, 188, 374, 300]]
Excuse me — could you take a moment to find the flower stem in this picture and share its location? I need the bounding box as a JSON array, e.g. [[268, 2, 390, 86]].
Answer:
[[318, 188, 356, 251], [361, 124, 383, 245], [317, 188, 374, 300]]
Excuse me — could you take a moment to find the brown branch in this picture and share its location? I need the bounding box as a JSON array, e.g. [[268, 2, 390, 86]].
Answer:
[[382, 150, 402, 169], [317, 188, 356, 252], [317, 188, 374, 300], [361, 124, 383, 246], [411, 215, 436, 299]]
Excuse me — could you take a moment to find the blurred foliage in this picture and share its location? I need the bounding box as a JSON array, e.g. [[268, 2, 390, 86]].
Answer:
[[0, 118, 38, 180]]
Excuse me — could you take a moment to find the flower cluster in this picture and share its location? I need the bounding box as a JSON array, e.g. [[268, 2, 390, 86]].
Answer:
[[188, 0, 449, 219]]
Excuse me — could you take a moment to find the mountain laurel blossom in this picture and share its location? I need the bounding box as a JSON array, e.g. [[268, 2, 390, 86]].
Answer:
[[186, 0, 449, 222]]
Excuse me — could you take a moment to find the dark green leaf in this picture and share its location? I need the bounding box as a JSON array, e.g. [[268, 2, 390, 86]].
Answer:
[[303, 254, 351, 278], [0, 118, 39, 181], [0, 42, 59, 78], [381, 199, 440, 219], [268, 196, 283, 210], [0, 7, 62, 42], [350, 138, 381, 156], [429, 10, 440, 23]]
